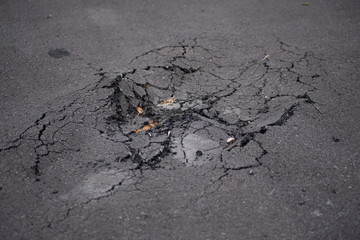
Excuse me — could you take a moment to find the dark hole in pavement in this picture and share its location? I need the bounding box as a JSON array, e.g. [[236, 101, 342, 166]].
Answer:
[[48, 48, 70, 59]]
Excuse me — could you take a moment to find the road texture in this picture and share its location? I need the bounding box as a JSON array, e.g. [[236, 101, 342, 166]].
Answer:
[[1, 0, 359, 239]]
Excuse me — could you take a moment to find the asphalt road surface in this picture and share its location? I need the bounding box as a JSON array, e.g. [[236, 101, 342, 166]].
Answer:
[[1, 0, 359, 239]]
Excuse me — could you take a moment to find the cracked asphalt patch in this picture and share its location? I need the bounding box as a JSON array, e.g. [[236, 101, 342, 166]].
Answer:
[[106, 39, 323, 170], [1, 39, 323, 175], [1, 35, 359, 240]]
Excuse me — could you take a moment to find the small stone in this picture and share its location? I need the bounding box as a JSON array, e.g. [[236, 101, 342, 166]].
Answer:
[[196, 150, 203, 157], [249, 169, 254, 175], [226, 137, 235, 144]]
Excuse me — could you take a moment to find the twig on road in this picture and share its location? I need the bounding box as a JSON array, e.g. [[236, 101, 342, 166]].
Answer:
[[251, 54, 271, 75]]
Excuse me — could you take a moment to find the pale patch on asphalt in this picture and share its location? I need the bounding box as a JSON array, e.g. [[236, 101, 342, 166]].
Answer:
[[60, 170, 134, 203], [172, 133, 221, 166]]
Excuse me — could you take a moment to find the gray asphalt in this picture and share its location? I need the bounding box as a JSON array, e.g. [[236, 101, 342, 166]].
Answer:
[[1, 0, 359, 239]]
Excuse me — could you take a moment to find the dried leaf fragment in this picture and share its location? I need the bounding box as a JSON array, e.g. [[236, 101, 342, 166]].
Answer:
[[143, 125, 151, 131], [159, 97, 174, 106], [134, 120, 158, 133], [137, 107, 144, 115]]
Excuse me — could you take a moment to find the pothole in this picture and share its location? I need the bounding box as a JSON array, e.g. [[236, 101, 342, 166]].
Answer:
[[0, 39, 323, 177], [105, 39, 323, 169]]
